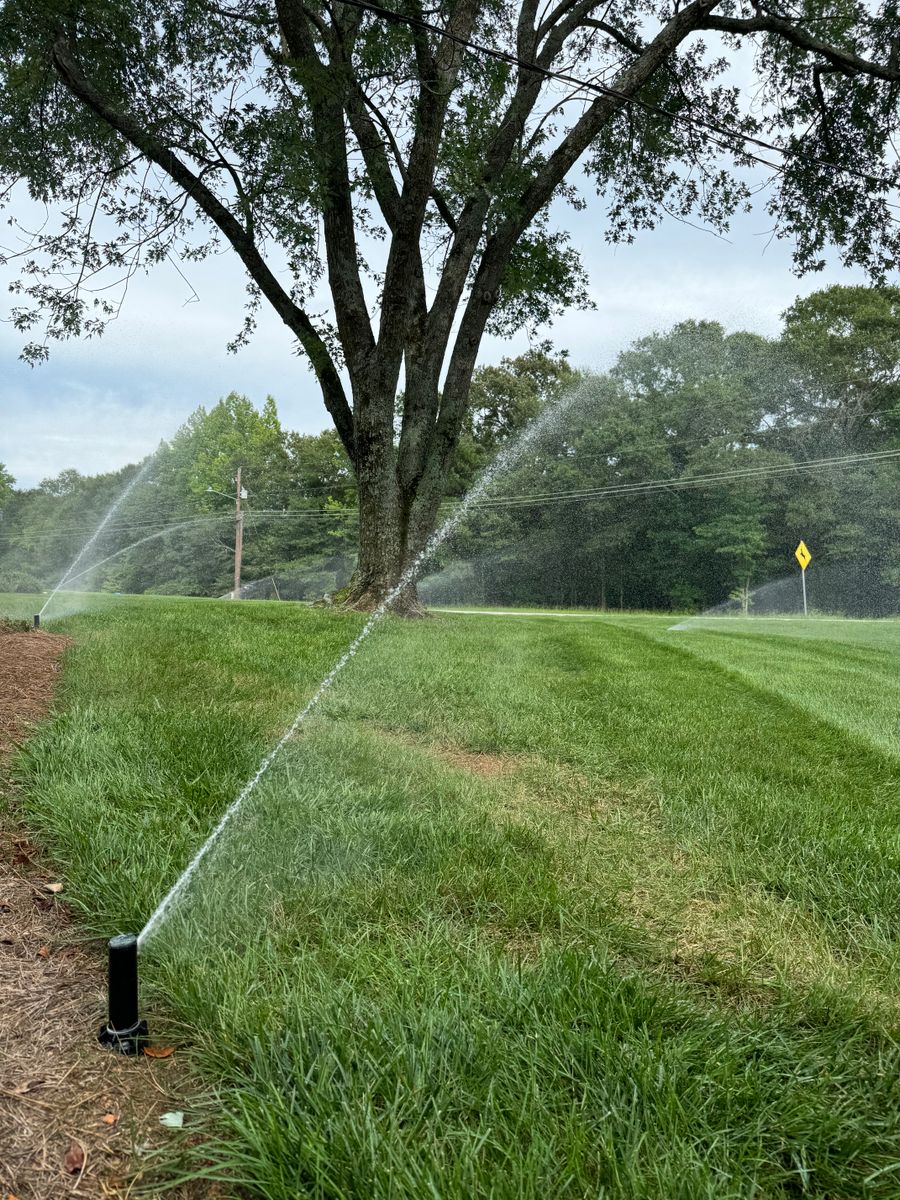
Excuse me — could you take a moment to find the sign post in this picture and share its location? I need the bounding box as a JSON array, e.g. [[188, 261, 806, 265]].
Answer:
[[794, 540, 811, 616]]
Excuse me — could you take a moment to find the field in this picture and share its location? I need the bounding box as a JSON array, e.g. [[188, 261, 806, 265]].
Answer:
[[4, 594, 900, 1197]]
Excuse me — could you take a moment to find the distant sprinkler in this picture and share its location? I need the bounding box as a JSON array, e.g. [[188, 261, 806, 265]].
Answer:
[[98, 934, 148, 1055], [33, 614, 40, 629]]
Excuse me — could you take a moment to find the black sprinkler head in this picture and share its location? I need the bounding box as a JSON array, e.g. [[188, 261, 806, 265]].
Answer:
[[98, 933, 148, 1055], [33, 614, 40, 629]]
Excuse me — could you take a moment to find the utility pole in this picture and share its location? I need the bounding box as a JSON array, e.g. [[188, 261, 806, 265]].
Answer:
[[233, 466, 244, 600]]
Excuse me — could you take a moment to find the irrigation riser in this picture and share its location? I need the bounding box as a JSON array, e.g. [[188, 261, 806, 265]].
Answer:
[[98, 933, 148, 1056]]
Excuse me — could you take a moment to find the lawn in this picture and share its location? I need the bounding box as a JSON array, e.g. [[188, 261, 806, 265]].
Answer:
[[5, 594, 900, 1198]]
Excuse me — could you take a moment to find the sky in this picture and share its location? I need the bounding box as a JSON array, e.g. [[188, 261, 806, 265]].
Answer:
[[0, 164, 865, 490]]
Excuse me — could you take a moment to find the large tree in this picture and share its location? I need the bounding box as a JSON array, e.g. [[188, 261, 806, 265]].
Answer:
[[1, 0, 899, 609]]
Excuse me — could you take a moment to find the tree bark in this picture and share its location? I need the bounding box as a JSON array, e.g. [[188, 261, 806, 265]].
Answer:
[[341, 377, 448, 615], [343, 490, 430, 616]]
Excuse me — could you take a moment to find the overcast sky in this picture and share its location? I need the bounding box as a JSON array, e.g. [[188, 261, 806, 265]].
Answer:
[[0, 176, 864, 489]]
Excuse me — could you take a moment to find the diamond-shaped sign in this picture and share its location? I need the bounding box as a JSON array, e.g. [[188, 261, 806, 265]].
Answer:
[[795, 540, 811, 571]]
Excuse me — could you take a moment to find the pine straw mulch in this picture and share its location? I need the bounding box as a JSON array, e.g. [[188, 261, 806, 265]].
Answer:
[[0, 627, 214, 1200]]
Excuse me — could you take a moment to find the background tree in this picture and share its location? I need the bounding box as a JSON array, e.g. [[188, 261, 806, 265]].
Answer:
[[447, 344, 575, 497], [1, 0, 899, 609], [779, 285, 900, 448], [0, 395, 359, 597], [693, 506, 770, 614], [2, 298, 897, 613]]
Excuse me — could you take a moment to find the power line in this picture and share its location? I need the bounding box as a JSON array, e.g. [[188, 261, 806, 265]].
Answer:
[[3, 446, 896, 546], [0, 514, 232, 547], [239, 405, 900, 510], [466, 446, 900, 509], [0, 507, 359, 547]]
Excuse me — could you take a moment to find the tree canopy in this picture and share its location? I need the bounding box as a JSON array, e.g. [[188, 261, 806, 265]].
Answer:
[[2, 0, 900, 606]]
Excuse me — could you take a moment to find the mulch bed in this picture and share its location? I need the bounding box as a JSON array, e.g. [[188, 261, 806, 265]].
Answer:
[[0, 624, 72, 757], [0, 627, 207, 1199]]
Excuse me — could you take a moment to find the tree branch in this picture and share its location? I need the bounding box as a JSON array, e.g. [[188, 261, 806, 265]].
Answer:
[[50, 33, 356, 462], [427, 0, 726, 479], [275, 0, 376, 385], [372, 0, 480, 399], [535, 0, 593, 42], [701, 13, 900, 82], [345, 84, 403, 227], [811, 64, 838, 157], [350, 86, 458, 233], [582, 19, 644, 55]]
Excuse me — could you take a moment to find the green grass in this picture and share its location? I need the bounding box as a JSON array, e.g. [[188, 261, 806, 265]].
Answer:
[[5, 594, 900, 1197]]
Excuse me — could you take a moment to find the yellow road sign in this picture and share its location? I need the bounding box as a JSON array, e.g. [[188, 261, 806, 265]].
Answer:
[[795, 540, 811, 571]]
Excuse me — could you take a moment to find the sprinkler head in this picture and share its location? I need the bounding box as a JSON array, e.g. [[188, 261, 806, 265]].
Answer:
[[33, 614, 40, 629], [98, 933, 148, 1055]]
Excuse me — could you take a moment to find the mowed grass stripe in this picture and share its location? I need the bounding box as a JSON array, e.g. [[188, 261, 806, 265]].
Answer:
[[541, 620, 900, 939], [666, 625, 900, 761], [344, 614, 900, 992]]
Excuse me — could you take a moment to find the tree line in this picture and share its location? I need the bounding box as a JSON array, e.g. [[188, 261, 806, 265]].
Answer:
[[2, 285, 899, 615], [428, 287, 900, 615]]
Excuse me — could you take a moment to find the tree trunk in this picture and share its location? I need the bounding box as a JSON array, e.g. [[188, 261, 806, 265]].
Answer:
[[337, 338, 473, 615], [343, 500, 432, 615], [340, 391, 450, 617], [342, 467, 431, 617]]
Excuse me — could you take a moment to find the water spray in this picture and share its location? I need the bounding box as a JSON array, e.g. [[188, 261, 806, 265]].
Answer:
[[138, 382, 586, 947], [39, 458, 156, 621], [98, 933, 148, 1055], [31, 518, 229, 625]]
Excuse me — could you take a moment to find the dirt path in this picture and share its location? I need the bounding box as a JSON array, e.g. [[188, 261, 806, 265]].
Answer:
[[0, 627, 197, 1200]]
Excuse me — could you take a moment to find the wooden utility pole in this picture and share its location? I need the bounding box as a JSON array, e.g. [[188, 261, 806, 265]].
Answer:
[[233, 466, 244, 600]]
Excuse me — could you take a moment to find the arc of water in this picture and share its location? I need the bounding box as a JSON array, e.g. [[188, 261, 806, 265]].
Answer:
[[47, 517, 233, 594], [138, 384, 584, 947], [39, 459, 155, 618]]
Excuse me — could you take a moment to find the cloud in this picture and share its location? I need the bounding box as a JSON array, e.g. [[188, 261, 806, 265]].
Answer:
[[1, 381, 182, 486]]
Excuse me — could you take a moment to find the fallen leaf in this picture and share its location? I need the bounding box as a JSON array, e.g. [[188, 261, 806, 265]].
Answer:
[[43, 882, 64, 894], [102, 1112, 119, 1126], [143, 1045, 175, 1059], [37, 945, 50, 959], [159, 1111, 184, 1129], [63, 1142, 85, 1174]]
